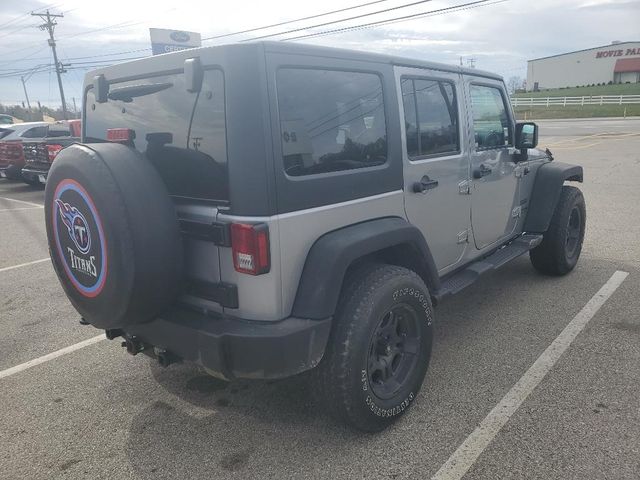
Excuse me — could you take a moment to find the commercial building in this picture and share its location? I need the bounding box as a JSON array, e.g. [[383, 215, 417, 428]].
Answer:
[[527, 41, 640, 91]]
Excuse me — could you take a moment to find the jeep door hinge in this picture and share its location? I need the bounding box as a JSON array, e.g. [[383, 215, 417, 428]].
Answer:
[[179, 219, 231, 247], [511, 206, 522, 218], [458, 180, 471, 195], [457, 229, 470, 244]]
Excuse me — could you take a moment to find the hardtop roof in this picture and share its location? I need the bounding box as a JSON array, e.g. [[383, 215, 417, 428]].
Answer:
[[84, 41, 503, 84]]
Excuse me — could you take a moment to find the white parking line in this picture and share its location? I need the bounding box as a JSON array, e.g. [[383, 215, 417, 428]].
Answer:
[[0, 206, 43, 213], [432, 270, 629, 480], [0, 197, 44, 208], [0, 258, 50, 273], [0, 335, 106, 380]]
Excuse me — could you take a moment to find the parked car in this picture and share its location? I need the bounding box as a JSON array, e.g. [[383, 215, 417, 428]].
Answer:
[[21, 119, 81, 185], [0, 122, 50, 180], [44, 42, 585, 432], [0, 121, 78, 180], [0, 114, 16, 125]]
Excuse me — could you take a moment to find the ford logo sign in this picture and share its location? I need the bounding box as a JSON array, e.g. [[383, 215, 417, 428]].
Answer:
[[170, 31, 190, 43]]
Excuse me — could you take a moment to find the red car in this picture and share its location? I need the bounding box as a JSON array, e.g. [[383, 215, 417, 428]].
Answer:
[[0, 122, 50, 180], [21, 120, 81, 186]]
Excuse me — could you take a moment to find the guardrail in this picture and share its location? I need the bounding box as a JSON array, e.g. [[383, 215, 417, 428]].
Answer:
[[511, 95, 640, 107]]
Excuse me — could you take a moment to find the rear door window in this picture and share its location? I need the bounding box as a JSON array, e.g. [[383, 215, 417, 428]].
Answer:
[[276, 68, 387, 176], [85, 69, 228, 202], [0, 128, 13, 140], [401, 78, 459, 158], [20, 126, 48, 138]]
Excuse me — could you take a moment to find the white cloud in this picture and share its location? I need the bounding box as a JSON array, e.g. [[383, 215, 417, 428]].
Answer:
[[1, 0, 639, 105]]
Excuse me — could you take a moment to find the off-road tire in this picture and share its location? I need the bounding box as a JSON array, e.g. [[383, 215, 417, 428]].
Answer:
[[315, 264, 434, 432], [530, 185, 586, 276]]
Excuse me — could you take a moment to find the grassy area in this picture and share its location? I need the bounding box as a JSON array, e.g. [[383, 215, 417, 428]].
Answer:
[[512, 83, 640, 98], [514, 104, 640, 120]]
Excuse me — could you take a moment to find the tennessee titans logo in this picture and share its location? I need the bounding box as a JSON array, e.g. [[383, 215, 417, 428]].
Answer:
[[56, 199, 91, 255]]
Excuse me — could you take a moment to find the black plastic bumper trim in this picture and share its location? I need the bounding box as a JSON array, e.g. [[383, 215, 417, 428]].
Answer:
[[121, 307, 332, 380]]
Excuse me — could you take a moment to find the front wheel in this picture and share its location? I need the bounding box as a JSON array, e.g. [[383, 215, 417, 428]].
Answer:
[[530, 185, 586, 276], [315, 264, 434, 432]]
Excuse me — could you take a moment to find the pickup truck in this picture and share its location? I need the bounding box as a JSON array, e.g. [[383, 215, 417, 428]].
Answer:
[[21, 119, 81, 186]]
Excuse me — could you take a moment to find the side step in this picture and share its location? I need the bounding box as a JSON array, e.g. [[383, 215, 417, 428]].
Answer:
[[434, 234, 543, 301]]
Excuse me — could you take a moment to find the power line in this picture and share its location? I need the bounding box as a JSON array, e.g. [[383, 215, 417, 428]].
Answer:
[[202, 0, 392, 42], [0, 2, 62, 29], [280, 0, 505, 41], [242, 0, 437, 42], [0, 22, 39, 40], [1, 5, 173, 64], [0, 12, 33, 30]]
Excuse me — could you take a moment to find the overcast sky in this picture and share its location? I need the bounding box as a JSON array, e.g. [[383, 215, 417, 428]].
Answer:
[[1, 0, 639, 109]]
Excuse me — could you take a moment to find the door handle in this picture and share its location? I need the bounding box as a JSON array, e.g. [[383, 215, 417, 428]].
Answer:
[[473, 164, 492, 179], [413, 175, 439, 193]]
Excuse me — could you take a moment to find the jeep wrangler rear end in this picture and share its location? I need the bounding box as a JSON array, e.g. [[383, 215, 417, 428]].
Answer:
[[45, 42, 584, 432]]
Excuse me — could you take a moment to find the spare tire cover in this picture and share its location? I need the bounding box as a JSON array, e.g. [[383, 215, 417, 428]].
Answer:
[[45, 143, 183, 329]]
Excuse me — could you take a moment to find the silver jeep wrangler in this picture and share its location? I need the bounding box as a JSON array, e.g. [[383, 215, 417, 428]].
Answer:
[[44, 42, 585, 432]]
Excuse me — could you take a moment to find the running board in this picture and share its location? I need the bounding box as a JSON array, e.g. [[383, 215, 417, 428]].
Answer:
[[434, 234, 543, 301]]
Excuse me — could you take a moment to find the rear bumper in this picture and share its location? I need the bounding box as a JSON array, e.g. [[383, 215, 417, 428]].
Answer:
[[22, 165, 50, 179], [113, 308, 332, 380]]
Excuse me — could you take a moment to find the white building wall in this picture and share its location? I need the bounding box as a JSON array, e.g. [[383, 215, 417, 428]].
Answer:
[[527, 42, 640, 91]]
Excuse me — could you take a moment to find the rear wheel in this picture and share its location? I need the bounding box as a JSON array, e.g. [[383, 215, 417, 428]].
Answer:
[[315, 264, 434, 432], [530, 185, 586, 276]]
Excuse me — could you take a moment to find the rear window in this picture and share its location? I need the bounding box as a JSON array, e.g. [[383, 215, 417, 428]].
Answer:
[[21, 126, 48, 138], [85, 69, 228, 202], [276, 68, 387, 177], [47, 125, 71, 137], [0, 128, 13, 140]]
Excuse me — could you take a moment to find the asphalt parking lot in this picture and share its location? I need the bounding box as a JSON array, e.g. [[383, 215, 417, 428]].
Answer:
[[1, 117, 639, 480]]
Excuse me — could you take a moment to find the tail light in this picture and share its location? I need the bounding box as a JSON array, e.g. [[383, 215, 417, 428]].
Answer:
[[47, 144, 63, 162], [69, 120, 82, 137], [107, 128, 135, 143], [0, 141, 24, 162], [230, 223, 270, 275]]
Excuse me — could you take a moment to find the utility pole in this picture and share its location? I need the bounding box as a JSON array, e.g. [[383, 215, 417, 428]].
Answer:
[[20, 76, 31, 110], [467, 57, 476, 69], [32, 10, 67, 119]]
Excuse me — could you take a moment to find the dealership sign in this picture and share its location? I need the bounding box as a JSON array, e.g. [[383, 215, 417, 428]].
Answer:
[[595, 47, 639, 59], [149, 28, 201, 55]]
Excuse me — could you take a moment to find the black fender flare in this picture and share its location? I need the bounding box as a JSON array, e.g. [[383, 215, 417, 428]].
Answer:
[[524, 161, 583, 233], [291, 217, 439, 320]]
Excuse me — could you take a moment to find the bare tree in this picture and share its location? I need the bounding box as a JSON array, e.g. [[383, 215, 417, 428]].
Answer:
[[507, 76, 524, 94]]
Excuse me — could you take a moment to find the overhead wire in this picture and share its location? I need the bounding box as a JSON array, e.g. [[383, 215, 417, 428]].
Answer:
[[240, 0, 437, 42], [201, 0, 393, 41], [281, 0, 507, 41]]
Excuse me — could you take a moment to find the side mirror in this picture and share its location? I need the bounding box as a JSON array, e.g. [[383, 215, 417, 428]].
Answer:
[[515, 122, 538, 150], [93, 74, 108, 103], [184, 57, 204, 93]]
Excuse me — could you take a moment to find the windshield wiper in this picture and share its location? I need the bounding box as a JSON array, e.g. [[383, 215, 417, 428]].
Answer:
[[107, 82, 173, 102]]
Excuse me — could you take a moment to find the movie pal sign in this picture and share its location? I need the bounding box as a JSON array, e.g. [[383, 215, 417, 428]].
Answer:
[[149, 28, 201, 55], [53, 180, 107, 298]]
